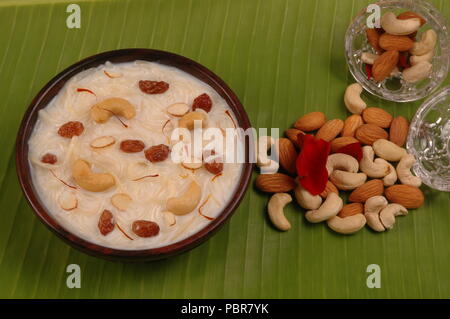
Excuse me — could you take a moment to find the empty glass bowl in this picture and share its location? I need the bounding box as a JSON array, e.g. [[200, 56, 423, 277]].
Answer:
[[407, 85, 450, 192], [345, 0, 450, 102]]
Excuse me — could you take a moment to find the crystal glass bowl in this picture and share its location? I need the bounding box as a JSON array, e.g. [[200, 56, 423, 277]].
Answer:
[[345, 0, 450, 102], [407, 85, 450, 191]]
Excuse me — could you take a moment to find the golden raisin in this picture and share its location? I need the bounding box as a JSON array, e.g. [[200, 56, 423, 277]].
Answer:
[[120, 139, 145, 153], [132, 220, 160, 238], [58, 121, 84, 138], [144, 144, 170, 162], [98, 210, 115, 236]]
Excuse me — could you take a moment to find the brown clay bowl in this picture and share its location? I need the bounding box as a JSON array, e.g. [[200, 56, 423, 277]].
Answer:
[[15, 48, 253, 261]]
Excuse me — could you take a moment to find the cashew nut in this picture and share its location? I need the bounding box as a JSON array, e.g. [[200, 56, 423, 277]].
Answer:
[[330, 170, 367, 191], [379, 203, 408, 230], [410, 29, 437, 56], [402, 61, 432, 83], [410, 50, 434, 66], [305, 192, 343, 223], [178, 111, 207, 130], [326, 153, 359, 175], [377, 159, 397, 186], [344, 83, 367, 115], [364, 196, 388, 232], [396, 154, 422, 187], [91, 97, 136, 123], [373, 139, 407, 162], [327, 214, 366, 235], [361, 52, 379, 65], [166, 181, 202, 215], [256, 136, 279, 174], [268, 193, 292, 231], [381, 12, 421, 36], [294, 181, 322, 210], [72, 159, 115, 192], [360, 146, 389, 178]]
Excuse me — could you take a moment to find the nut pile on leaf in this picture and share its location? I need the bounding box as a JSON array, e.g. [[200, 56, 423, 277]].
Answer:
[[363, 10, 436, 83], [256, 84, 425, 235]]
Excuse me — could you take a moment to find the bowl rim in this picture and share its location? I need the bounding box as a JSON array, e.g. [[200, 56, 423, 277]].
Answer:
[[15, 48, 254, 261]]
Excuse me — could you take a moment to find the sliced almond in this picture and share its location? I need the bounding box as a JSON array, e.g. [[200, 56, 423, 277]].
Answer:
[[181, 158, 203, 170], [58, 192, 78, 211], [111, 193, 132, 211], [90, 136, 116, 149], [163, 211, 176, 226], [167, 103, 189, 117]]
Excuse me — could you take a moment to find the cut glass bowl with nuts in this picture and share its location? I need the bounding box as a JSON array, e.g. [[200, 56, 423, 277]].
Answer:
[[345, 0, 449, 102]]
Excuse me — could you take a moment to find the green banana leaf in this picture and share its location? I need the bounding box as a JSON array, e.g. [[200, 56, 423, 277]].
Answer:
[[0, 0, 449, 298]]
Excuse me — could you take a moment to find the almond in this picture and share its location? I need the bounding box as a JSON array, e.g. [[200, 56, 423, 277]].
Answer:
[[362, 107, 393, 128], [355, 124, 388, 145], [379, 34, 414, 51], [372, 50, 399, 82], [349, 179, 384, 203], [338, 203, 364, 218], [285, 128, 304, 148], [330, 136, 359, 153], [278, 138, 298, 174], [397, 11, 426, 26], [366, 28, 383, 54], [181, 158, 203, 170], [389, 116, 409, 147], [111, 193, 132, 211], [320, 180, 338, 199], [342, 114, 363, 137], [167, 103, 189, 117], [58, 191, 78, 211], [90, 136, 116, 149], [385, 185, 424, 209], [294, 112, 326, 131], [315, 119, 344, 142], [255, 173, 296, 193]]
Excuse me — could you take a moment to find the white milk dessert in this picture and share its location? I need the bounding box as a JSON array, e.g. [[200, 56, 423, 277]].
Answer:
[[28, 61, 244, 250]]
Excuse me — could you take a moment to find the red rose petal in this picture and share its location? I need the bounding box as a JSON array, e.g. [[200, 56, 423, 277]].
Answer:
[[335, 142, 363, 162], [296, 135, 331, 195]]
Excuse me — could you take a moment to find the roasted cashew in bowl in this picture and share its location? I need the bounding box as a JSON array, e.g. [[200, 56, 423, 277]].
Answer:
[[166, 181, 202, 215], [410, 29, 437, 56], [381, 12, 421, 36], [268, 193, 292, 231], [91, 97, 136, 123], [178, 111, 207, 130], [72, 159, 116, 192]]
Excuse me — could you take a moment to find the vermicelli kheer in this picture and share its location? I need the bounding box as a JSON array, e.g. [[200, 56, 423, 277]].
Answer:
[[28, 61, 243, 250]]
